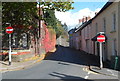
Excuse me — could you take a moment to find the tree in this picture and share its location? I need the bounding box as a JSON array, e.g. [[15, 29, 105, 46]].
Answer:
[[44, 10, 69, 38], [39, 2, 74, 38], [2, 2, 74, 47], [44, 10, 57, 28], [2, 2, 38, 31], [40, 1, 74, 12], [2, 2, 74, 30], [62, 23, 68, 31]]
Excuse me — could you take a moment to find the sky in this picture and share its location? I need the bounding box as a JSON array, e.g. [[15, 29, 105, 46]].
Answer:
[[55, 2, 108, 30]]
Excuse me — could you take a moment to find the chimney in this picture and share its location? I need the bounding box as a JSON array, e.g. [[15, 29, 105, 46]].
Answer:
[[95, 12, 98, 15], [83, 17, 86, 22], [79, 19, 82, 24], [87, 16, 91, 21], [82, 18, 84, 23], [86, 17, 87, 22], [81, 16, 91, 24]]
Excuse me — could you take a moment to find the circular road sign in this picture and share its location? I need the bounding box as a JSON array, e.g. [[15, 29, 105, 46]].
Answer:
[[6, 27, 13, 34], [97, 35, 105, 43]]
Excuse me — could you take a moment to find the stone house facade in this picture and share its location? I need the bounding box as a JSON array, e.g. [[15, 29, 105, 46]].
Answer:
[[69, 1, 120, 70]]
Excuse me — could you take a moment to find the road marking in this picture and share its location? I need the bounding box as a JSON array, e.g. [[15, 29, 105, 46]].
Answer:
[[83, 67, 91, 79], [83, 67, 118, 77], [88, 72, 90, 74], [83, 67, 98, 75], [84, 76, 88, 79]]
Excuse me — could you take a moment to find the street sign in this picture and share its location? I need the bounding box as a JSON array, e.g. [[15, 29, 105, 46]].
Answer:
[[97, 34, 105, 69], [6, 27, 13, 34], [6, 26, 13, 65], [97, 35, 105, 43]]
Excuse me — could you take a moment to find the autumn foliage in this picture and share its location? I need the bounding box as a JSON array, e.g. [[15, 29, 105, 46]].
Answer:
[[42, 24, 56, 53]]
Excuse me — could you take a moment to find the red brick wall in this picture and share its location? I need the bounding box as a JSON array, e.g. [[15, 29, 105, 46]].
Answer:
[[1, 23, 56, 61], [42, 24, 56, 53]]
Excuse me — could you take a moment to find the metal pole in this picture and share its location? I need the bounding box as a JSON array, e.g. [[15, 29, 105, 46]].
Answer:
[[39, 1, 41, 37], [100, 42, 103, 68], [38, 1, 41, 56], [9, 34, 12, 65]]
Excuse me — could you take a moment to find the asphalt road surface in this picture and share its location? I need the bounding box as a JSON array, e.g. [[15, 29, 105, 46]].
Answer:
[[2, 46, 119, 81]]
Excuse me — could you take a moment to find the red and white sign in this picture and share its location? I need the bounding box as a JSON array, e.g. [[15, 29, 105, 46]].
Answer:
[[97, 35, 105, 43], [6, 27, 13, 34]]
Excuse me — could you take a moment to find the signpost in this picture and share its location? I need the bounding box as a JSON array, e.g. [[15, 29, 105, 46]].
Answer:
[[97, 34, 105, 69], [6, 26, 13, 65]]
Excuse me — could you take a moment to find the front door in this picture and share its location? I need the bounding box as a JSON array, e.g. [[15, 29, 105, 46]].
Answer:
[[103, 42, 107, 61]]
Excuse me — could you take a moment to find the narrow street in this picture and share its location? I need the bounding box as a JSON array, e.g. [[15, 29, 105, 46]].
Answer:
[[2, 46, 118, 80], [1, 1, 120, 81]]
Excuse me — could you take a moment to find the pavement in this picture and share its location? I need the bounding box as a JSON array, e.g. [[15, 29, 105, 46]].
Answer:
[[0, 48, 57, 73], [89, 66, 119, 77], [0, 54, 46, 73], [74, 50, 119, 78], [83, 51, 120, 77]]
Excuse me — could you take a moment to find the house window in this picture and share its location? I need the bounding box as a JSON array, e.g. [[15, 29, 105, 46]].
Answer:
[[12, 33, 18, 48], [80, 31, 81, 36], [112, 13, 116, 31], [22, 33, 28, 48], [96, 23, 98, 34], [112, 39, 117, 56], [79, 40, 81, 48], [84, 29, 85, 39], [103, 18, 106, 32]]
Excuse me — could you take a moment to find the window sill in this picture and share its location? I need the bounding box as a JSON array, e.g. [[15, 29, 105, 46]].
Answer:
[[110, 30, 116, 33]]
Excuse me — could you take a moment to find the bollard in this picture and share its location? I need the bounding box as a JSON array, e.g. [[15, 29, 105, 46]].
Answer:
[[114, 56, 118, 70]]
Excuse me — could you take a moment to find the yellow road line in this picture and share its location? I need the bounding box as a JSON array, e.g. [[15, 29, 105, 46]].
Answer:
[[83, 67, 98, 75]]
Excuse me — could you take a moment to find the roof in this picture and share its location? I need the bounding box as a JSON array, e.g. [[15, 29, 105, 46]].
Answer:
[[75, 19, 92, 32], [93, 2, 113, 20], [74, 23, 82, 29], [74, 1, 114, 33], [68, 28, 76, 34]]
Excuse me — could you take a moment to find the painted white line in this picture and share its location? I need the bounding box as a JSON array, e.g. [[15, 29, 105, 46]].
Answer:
[[88, 72, 90, 74], [84, 76, 88, 79]]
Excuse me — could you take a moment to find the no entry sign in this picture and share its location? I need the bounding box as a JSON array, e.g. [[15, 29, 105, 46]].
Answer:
[[97, 35, 105, 43], [6, 27, 13, 34]]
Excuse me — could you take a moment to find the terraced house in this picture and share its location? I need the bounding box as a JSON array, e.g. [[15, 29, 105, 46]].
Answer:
[[69, 1, 120, 70]]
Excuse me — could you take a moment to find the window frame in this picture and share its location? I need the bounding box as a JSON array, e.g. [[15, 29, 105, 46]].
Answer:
[[111, 12, 116, 32], [103, 17, 106, 33]]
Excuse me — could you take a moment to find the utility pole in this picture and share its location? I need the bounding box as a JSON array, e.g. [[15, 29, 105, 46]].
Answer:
[[38, 1, 41, 55], [37, 1, 41, 56], [37, 1, 41, 37]]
